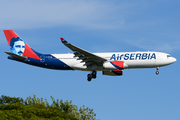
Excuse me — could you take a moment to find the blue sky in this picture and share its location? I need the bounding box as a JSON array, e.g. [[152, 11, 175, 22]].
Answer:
[[0, 0, 180, 120]]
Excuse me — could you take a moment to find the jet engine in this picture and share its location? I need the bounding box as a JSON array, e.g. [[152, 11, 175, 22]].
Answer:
[[103, 70, 123, 76]]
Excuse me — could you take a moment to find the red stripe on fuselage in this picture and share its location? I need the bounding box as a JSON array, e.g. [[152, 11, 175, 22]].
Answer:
[[111, 61, 124, 69]]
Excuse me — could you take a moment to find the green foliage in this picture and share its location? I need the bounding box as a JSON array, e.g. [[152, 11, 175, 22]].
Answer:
[[0, 95, 23, 104], [0, 94, 99, 120]]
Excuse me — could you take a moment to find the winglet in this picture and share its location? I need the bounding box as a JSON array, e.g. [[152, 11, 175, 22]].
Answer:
[[60, 38, 68, 44]]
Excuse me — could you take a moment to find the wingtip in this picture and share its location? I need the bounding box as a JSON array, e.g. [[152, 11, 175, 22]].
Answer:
[[60, 38, 65, 40], [60, 37, 68, 43]]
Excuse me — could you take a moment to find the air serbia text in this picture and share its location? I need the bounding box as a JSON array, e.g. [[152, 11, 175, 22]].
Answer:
[[110, 53, 156, 61]]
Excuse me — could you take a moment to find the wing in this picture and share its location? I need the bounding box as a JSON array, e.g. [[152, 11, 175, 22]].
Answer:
[[60, 38, 107, 67]]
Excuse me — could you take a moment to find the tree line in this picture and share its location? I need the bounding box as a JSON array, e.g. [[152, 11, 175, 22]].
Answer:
[[0, 94, 99, 120]]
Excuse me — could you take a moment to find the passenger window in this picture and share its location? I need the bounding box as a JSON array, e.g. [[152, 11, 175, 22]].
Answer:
[[167, 55, 171, 57]]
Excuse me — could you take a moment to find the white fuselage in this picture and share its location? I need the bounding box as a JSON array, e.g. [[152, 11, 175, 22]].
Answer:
[[52, 51, 176, 71]]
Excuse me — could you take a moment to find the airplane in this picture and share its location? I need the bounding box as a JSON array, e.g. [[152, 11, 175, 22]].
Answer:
[[3, 30, 177, 81]]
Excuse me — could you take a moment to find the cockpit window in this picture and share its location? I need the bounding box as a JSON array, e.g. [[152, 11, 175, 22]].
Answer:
[[167, 55, 171, 57]]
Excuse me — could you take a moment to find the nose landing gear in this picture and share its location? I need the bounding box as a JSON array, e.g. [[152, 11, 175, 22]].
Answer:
[[156, 67, 159, 75], [87, 70, 97, 82]]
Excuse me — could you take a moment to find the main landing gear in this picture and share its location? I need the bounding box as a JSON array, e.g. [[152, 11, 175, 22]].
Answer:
[[87, 70, 97, 82], [156, 67, 159, 75]]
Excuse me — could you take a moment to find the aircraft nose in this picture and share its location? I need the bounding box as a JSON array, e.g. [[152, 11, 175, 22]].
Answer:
[[172, 57, 177, 63]]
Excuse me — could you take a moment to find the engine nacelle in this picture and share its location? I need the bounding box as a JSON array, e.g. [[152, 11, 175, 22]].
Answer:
[[103, 70, 123, 76], [103, 61, 127, 70]]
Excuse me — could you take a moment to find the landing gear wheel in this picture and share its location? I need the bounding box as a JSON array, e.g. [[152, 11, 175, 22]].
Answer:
[[156, 67, 159, 75], [156, 71, 159, 75], [87, 70, 97, 81], [91, 70, 97, 79], [87, 74, 92, 81]]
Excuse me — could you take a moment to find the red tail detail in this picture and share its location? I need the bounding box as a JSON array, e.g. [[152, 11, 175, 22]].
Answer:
[[23, 43, 41, 60], [3, 30, 41, 60], [3, 30, 18, 47]]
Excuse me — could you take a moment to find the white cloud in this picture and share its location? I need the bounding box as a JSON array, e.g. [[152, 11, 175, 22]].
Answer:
[[121, 38, 180, 52], [1, 0, 179, 53], [0, 0, 126, 30]]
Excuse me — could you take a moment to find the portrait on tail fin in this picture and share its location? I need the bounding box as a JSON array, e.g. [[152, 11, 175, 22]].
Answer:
[[10, 37, 25, 56]]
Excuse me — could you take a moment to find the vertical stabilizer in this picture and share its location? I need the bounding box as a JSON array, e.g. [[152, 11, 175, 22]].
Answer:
[[3, 30, 41, 60]]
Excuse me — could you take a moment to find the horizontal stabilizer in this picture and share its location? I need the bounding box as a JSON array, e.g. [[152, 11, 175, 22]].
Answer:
[[5, 52, 27, 61]]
